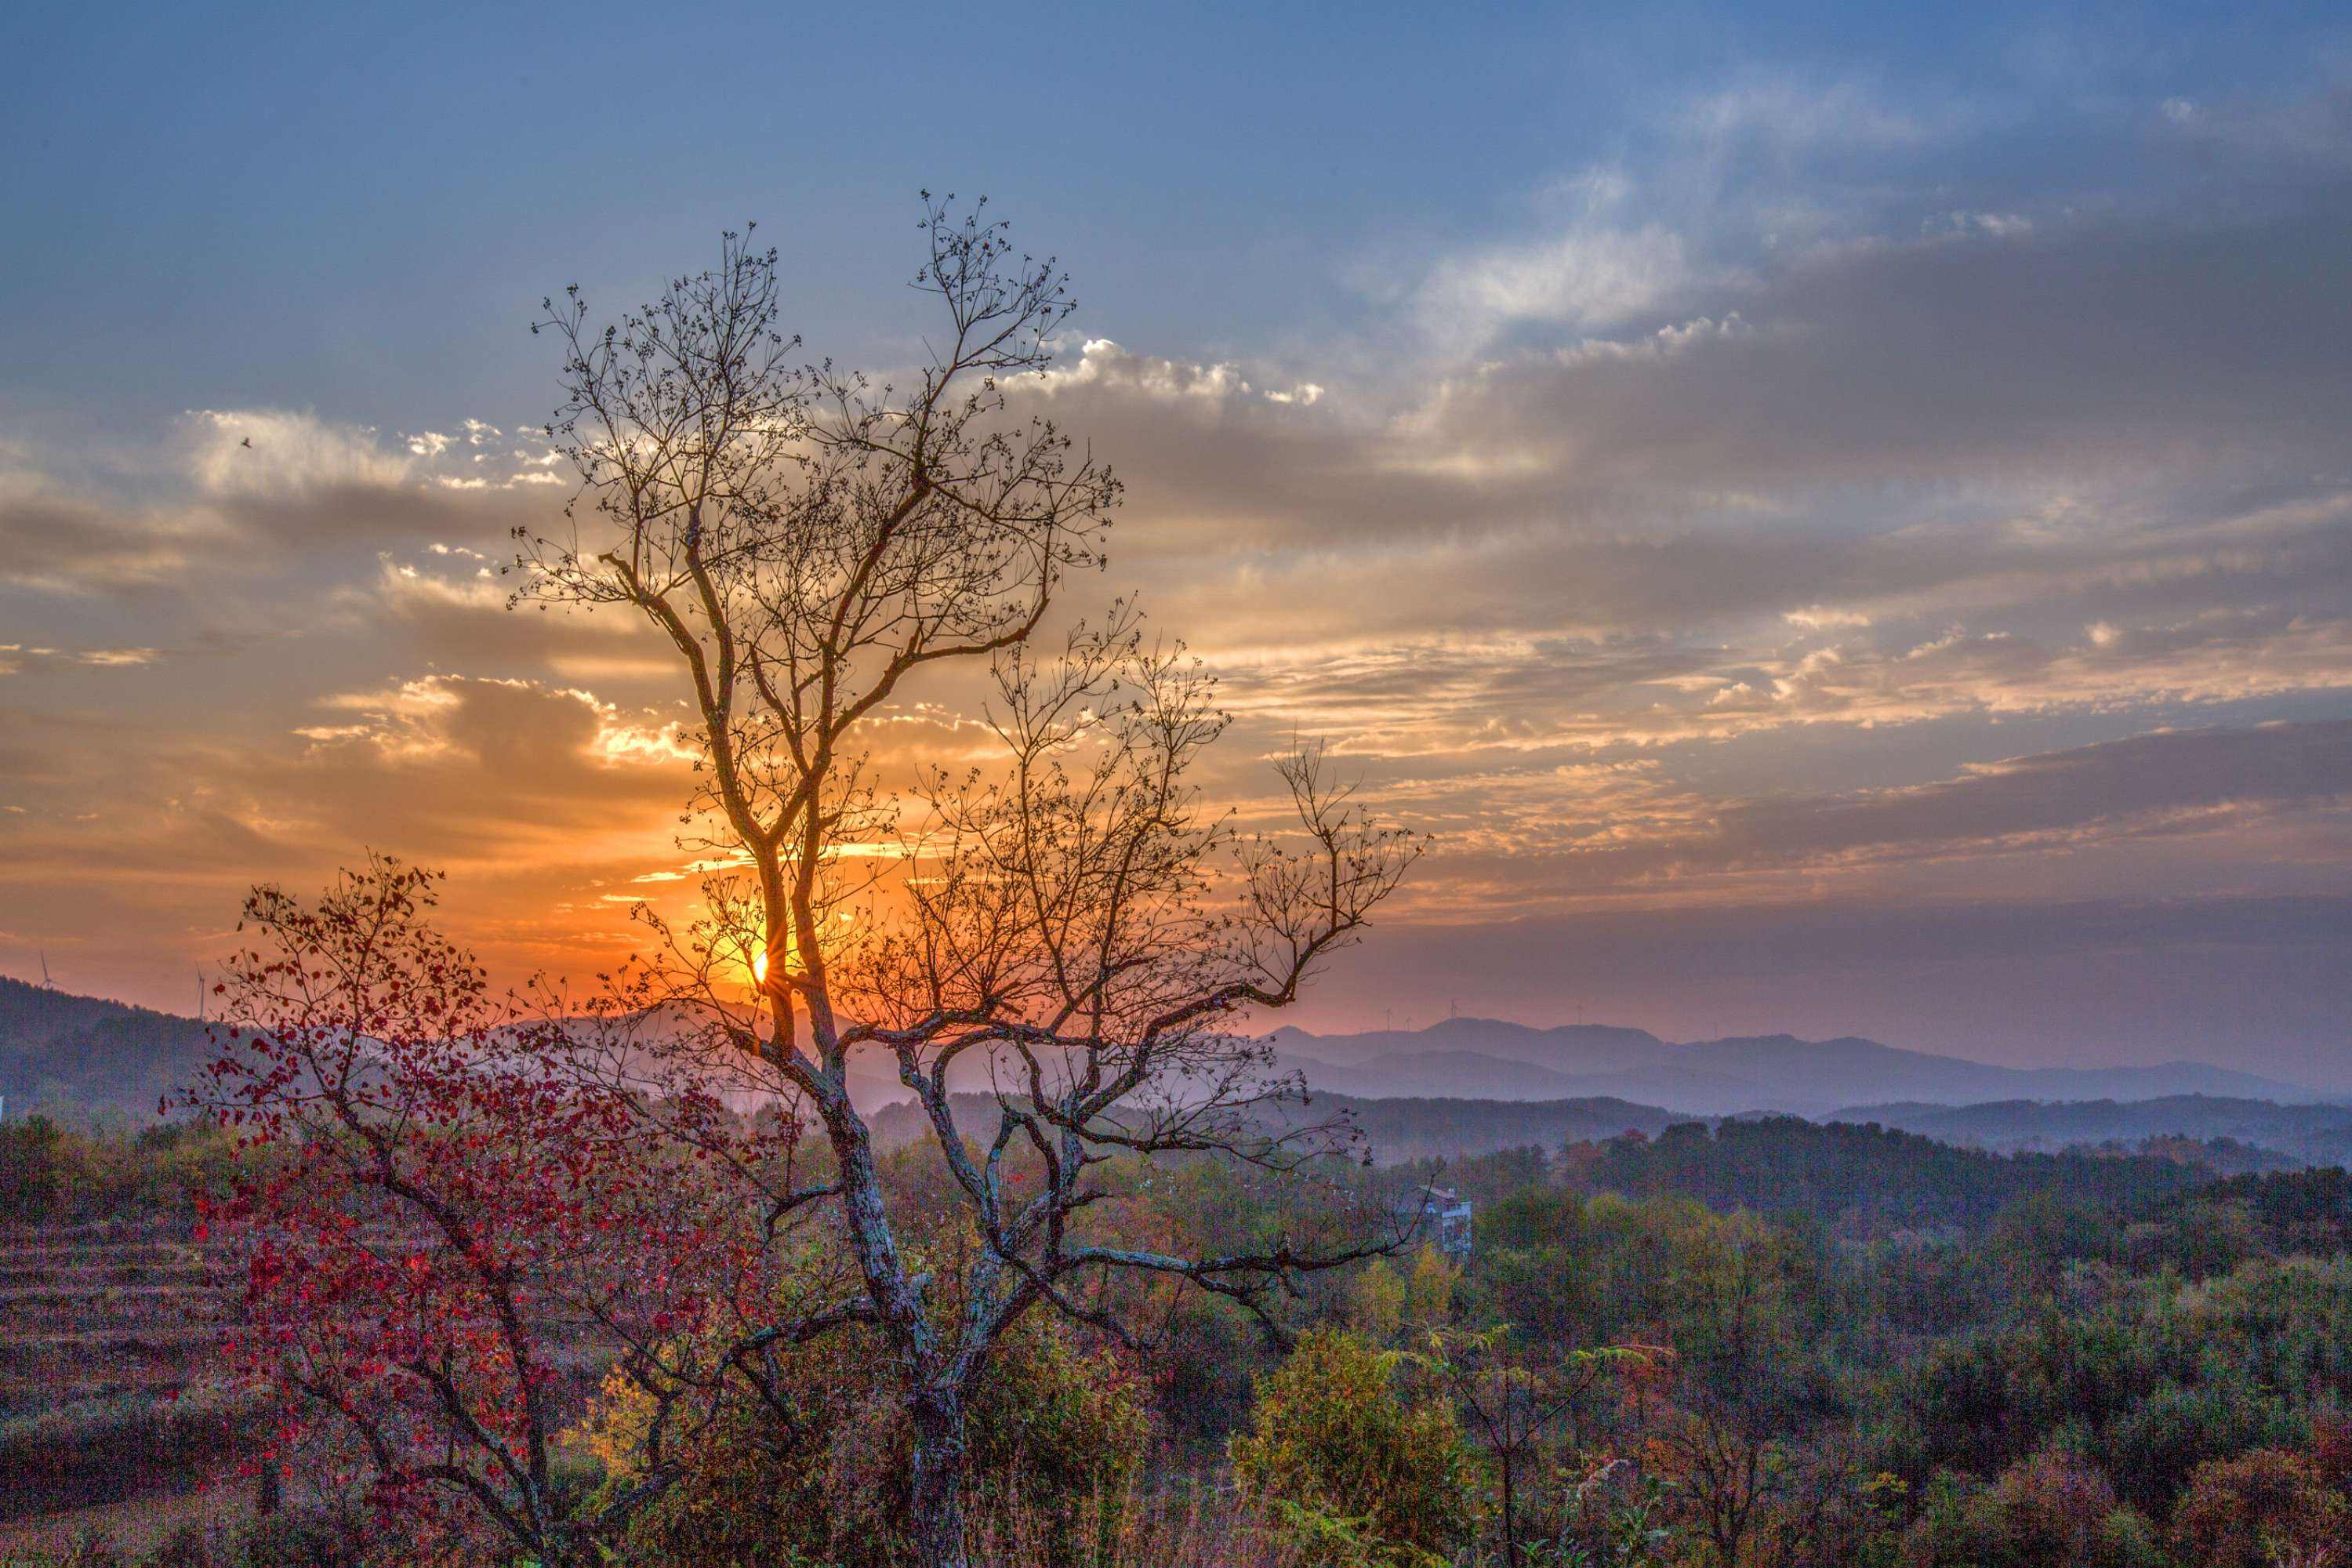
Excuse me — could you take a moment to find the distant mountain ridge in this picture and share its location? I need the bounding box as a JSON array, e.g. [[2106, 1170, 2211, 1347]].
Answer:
[[2, 979, 2333, 1125], [1270, 1018, 2326, 1116]]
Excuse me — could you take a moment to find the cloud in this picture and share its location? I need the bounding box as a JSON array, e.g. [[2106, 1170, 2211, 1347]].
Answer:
[[0, 478, 214, 592], [299, 673, 695, 789], [183, 408, 414, 499], [1683, 78, 1955, 152], [1416, 224, 1694, 346], [0, 674, 700, 996], [1410, 201, 2352, 495], [1682, 607, 2352, 739], [1225, 716, 2352, 946], [0, 643, 159, 676], [357, 554, 677, 680], [1034, 338, 1327, 411], [2151, 74, 2352, 167], [0, 408, 573, 601], [967, 181, 2352, 775], [1006, 192, 2351, 559], [1709, 719, 2352, 866]]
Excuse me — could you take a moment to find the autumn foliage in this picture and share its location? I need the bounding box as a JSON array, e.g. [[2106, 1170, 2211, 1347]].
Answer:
[[191, 858, 782, 1563]]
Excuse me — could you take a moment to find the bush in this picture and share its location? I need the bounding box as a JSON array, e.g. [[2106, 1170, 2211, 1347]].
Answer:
[[1902, 1451, 2161, 1568], [2168, 1447, 2347, 1568], [615, 1313, 1149, 1567], [1229, 1328, 1479, 1567]]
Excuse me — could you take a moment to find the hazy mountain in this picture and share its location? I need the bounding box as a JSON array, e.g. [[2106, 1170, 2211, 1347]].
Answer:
[[1272, 1018, 1669, 1074], [5, 978, 2330, 1133], [1271, 1018, 2323, 1116], [1274, 1050, 1589, 1100]]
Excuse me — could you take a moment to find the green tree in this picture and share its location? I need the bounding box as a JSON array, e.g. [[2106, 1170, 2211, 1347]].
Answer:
[[1650, 1210, 1838, 1566]]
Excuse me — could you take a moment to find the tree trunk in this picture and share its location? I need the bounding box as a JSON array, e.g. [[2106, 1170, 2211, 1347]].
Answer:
[[1499, 1449, 1519, 1568], [909, 1386, 971, 1568]]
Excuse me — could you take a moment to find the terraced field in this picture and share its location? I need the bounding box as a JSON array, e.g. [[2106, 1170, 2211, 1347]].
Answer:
[[0, 1221, 259, 1557]]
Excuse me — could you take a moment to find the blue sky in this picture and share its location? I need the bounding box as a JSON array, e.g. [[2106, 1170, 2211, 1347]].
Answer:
[[7, 1, 2338, 425], [3, 2, 2350, 1076]]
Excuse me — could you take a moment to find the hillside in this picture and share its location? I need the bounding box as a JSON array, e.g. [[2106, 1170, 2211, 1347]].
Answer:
[[1563, 1114, 2226, 1234], [1308, 1091, 1690, 1162], [0, 979, 216, 1122], [1831, 1094, 2352, 1166]]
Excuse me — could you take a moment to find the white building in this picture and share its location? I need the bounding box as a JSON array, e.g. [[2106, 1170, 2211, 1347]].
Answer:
[[1402, 1185, 1473, 1258]]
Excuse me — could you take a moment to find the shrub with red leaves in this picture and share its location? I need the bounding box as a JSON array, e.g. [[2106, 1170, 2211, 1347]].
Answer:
[[190, 857, 787, 1566]]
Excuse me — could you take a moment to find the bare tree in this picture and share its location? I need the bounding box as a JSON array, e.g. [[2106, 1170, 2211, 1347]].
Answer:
[[1417, 1327, 1653, 1568], [516, 197, 1418, 1566]]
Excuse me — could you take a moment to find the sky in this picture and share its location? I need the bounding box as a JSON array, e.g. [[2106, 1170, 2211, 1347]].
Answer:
[[2, 2, 2349, 1081]]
